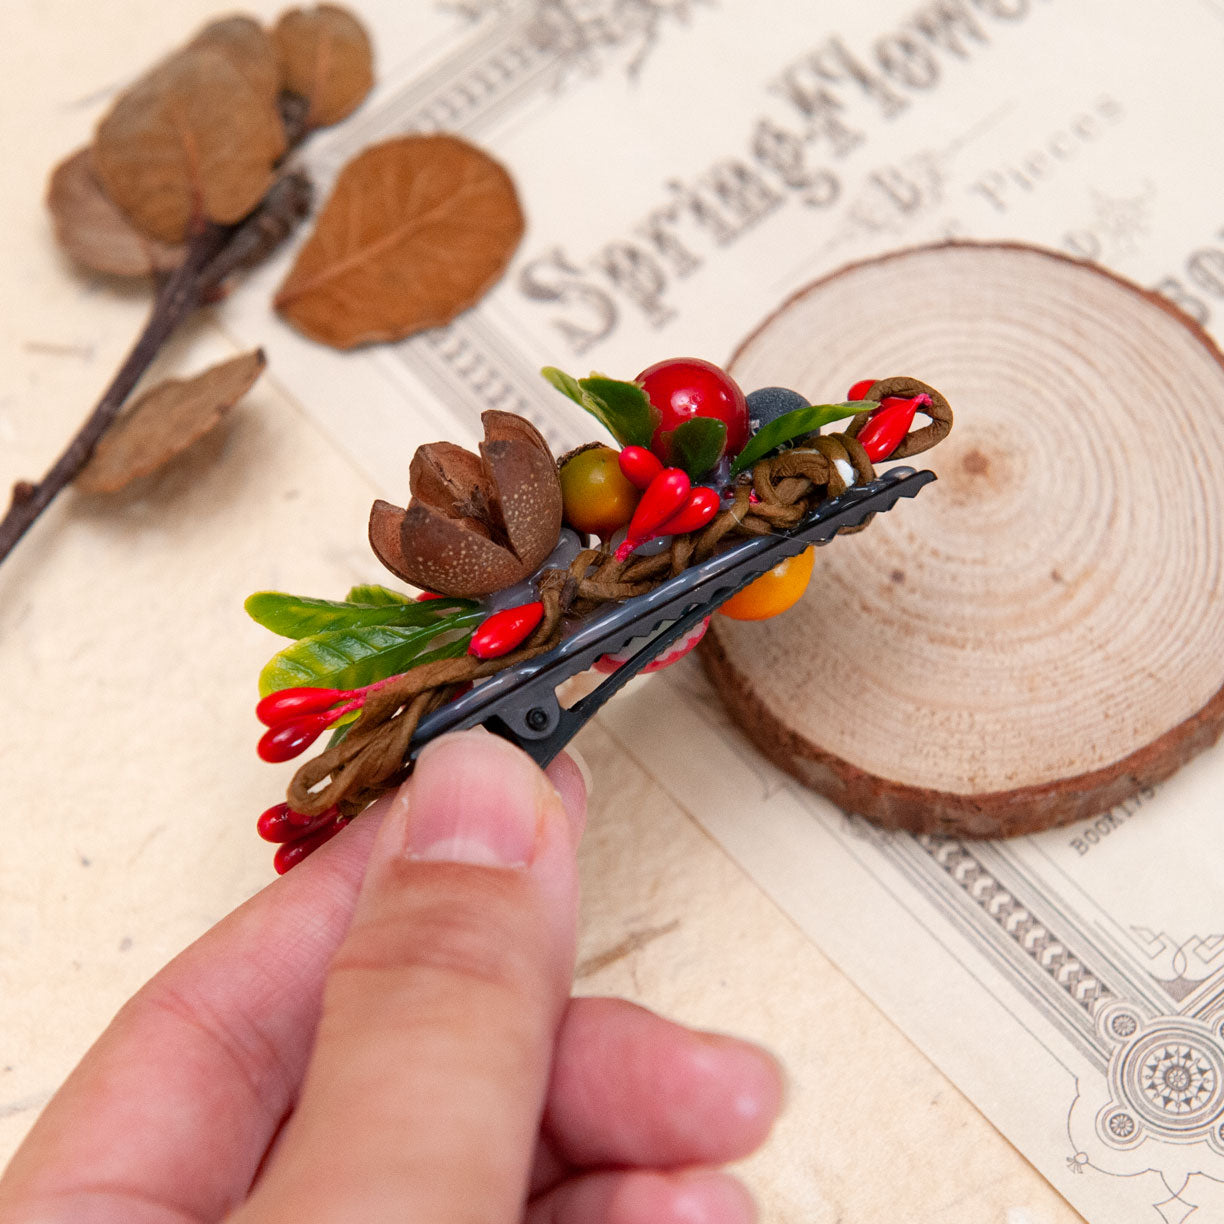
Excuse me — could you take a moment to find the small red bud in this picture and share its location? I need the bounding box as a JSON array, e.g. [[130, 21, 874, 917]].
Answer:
[[856, 393, 928, 462], [257, 711, 339, 762], [273, 813, 348, 873], [847, 378, 878, 401], [616, 467, 690, 560], [630, 468, 692, 535], [288, 803, 334, 827], [256, 686, 345, 727], [416, 591, 445, 600], [257, 802, 296, 842], [257, 801, 339, 842], [469, 601, 546, 660], [618, 445, 665, 490], [657, 486, 720, 535]]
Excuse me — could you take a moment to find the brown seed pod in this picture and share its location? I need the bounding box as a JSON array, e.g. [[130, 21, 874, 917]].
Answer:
[[369, 411, 562, 597]]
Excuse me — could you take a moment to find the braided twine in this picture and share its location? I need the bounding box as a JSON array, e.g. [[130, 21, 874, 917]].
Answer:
[[287, 377, 951, 818]]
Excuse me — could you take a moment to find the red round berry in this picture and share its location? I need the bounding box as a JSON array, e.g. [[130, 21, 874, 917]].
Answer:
[[848, 378, 878, 401], [637, 358, 750, 460]]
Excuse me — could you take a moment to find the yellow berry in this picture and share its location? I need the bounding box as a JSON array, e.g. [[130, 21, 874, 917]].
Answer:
[[560, 446, 640, 538]]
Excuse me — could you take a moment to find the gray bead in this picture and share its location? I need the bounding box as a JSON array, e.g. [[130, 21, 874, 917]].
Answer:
[[746, 386, 810, 433]]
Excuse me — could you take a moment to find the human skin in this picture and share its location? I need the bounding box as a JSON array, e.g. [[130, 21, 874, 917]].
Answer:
[[0, 731, 783, 1223]]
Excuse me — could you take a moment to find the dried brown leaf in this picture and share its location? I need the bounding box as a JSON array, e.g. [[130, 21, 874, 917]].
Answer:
[[273, 4, 374, 128], [93, 47, 286, 243], [75, 350, 266, 494], [274, 135, 524, 349], [188, 15, 281, 101], [46, 148, 185, 277]]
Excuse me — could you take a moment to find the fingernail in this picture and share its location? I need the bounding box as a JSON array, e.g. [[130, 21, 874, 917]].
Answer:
[[670, 1170, 758, 1223], [692, 1034, 788, 1130], [402, 730, 551, 867], [567, 744, 594, 798]]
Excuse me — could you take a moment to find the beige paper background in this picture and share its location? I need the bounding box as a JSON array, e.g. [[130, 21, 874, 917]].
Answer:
[[8, 2, 1223, 1220]]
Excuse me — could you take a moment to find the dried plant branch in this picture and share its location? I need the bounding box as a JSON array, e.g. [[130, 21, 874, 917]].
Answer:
[[0, 172, 310, 566]]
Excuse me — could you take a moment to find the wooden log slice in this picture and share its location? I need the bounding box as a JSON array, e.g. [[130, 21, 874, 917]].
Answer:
[[701, 241, 1224, 837]]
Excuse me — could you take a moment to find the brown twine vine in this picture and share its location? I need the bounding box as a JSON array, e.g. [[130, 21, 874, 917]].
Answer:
[[287, 377, 952, 819]]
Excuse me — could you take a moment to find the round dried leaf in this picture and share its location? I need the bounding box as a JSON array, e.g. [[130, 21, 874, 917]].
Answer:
[[188, 15, 281, 101], [273, 4, 374, 128], [46, 148, 184, 277], [75, 350, 266, 494], [274, 134, 525, 349], [94, 46, 287, 243]]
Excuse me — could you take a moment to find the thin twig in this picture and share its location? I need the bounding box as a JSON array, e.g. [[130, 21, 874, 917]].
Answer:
[[0, 171, 311, 567], [0, 229, 224, 562]]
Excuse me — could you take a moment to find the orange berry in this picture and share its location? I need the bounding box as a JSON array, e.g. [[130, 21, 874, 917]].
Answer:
[[718, 547, 815, 621]]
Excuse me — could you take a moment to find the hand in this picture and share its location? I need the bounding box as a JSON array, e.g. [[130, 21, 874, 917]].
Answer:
[[0, 731, 782, 1223]]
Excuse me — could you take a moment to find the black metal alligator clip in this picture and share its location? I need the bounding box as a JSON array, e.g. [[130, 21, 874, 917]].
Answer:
[[408, 467, 935, 767]]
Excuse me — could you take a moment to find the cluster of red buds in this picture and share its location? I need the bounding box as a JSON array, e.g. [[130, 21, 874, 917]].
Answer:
[[614, 454, 719, 561], [255, 681, 395, 763], [255, 685, 383, 872], [257, 801, 349, 875]]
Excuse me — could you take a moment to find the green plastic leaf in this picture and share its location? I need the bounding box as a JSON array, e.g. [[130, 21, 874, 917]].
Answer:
[[540, 365, 586, 405], [541, 366, 659, 449], [729, 400, 875, 476], [577, 376, 659, 448], [257, 613, 483, 697], [345, 583, 412, 605], [245, 590, 477, 639], [662, 417, 726, 478]]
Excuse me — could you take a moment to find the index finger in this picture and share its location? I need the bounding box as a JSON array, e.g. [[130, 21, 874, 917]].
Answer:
[[0, 802, 386, 1224], [0, 752, 587, 1224]]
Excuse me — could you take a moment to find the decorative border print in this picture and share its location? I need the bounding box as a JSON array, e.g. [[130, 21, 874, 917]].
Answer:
[[597, 662, 1224, 1222]]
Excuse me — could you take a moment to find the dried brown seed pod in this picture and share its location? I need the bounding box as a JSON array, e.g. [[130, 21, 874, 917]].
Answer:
[[369, 411, 562, 598]]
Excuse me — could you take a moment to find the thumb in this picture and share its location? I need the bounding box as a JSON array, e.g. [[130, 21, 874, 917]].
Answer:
[[236, 730, 583, 1224]]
